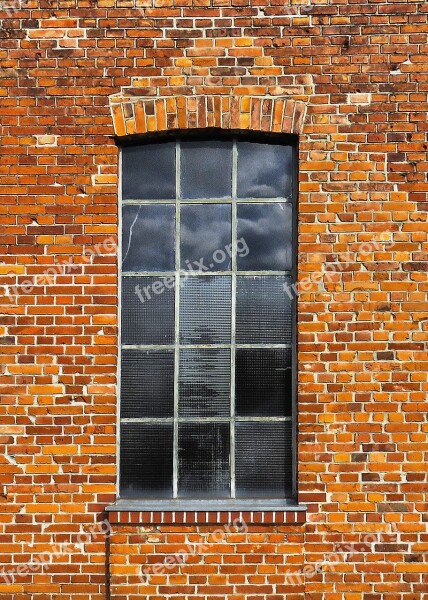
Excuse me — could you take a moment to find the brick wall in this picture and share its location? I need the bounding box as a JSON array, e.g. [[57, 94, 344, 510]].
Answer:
[[0, 1, 427, 599]]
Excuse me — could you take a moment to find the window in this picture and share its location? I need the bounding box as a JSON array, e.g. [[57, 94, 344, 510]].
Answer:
[[119, 135, 297, 506]]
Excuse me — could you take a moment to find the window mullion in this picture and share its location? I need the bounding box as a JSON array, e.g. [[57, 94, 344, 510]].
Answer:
[[230, 139, 238, 499], [173, 140, 181, 499]]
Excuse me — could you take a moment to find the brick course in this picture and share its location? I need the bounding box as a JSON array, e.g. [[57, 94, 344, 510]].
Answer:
[[0, 1, 427, 599]]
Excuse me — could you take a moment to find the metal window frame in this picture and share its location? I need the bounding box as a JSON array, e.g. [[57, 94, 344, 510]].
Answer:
[[117, 132, 299, 505]]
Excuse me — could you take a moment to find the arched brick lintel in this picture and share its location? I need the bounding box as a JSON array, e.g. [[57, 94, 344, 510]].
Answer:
[[110, 95, 307, 138]]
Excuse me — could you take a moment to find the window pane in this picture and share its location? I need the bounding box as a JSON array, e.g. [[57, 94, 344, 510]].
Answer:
[[120, 423, 173, 498], [178, 422, 230, 498], [180, 276, 232, 344], [237, 142, 292, 198], [179, 349, 230, 417], [180, 204, 231, 272], [122, 204, 175, 272], [235, 421, 292, 498], [237, 203, 292, 271], [180, 140, 233, 199], [235, 348, 292, 417], [121, 276, 175, 345], [236, 276, 292, 344], [122, 143, 176, 200], [120, 138, 296, 502], [121, 349, 174, 418]]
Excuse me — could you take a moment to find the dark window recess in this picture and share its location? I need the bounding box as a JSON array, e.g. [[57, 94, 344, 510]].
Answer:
[[121, 349, 174, 418], [235, 421, 293, 498], [180, 140, 233, 199], [236, 275, 293, 344], [120, 423, 174, 498], [178, 422, 230, 498], [179, 349, 231, 417], [122, 142, 176, 200], [120, 137, 296, 502], [235, 348, 292, 417], [121, 276, 175, 345], [180, 276, 232, 344]]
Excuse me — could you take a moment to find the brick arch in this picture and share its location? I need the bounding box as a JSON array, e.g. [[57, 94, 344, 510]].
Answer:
[[110, 94, 307, 137]]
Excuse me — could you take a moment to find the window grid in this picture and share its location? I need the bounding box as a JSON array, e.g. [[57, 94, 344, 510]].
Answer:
[[120, 137, 294, 500]]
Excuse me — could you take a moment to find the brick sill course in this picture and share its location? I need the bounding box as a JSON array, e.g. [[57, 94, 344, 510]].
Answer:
[[107, 500, 307, 525]]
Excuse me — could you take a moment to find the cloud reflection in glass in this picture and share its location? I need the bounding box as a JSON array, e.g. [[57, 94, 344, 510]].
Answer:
[[237, 203, 292, 271], [237, 142, 292, 198], [122, 204, 175, 272], [180, 204, 231, 271]]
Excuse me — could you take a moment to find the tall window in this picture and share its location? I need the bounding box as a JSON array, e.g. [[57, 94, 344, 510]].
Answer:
[[119, 135, 296, 504]]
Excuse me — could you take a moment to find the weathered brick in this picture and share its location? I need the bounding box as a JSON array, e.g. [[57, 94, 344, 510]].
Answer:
[[0, 3, 427, 600]]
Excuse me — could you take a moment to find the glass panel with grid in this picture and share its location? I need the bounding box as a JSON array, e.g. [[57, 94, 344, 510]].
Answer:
[[120, 137, 295, 500]]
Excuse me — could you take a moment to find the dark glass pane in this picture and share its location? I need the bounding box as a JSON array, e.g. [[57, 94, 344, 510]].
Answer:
[[237, 142, 292, 198], [121, 349, 174, 418], [178, 422, 230, 498], [236, 276, 292, 343], [122, 204, 175, 272], [180, 204, 231, 272], [121, 276, 175, 345], [235, 421, 292, 498], [180, 140, 233, 199], [120, 422, 173, 498], [235, 348, 292, 417], [237, 203, 292, 271], [122, 143, 176, 200], [179, 349, 230, 417], [180, 276, 232, 344]]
